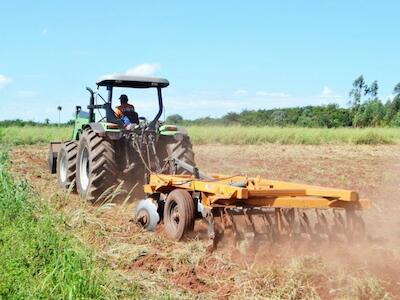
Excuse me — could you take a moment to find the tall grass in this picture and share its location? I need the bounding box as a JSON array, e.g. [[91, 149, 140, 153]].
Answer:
[[0, 126, 72, 145], [187, 126, 400, 145], [1, 125, 400, 145], [0, 149, 104, 299]]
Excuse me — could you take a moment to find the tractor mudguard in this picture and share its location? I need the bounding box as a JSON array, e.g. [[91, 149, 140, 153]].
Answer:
[[159, 124, 188, 138], [84, 122, 122, 140], [85, 122, 106, 134]]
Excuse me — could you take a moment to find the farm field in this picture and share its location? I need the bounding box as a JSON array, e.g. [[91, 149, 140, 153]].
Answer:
[[4, 142, 400, 299]]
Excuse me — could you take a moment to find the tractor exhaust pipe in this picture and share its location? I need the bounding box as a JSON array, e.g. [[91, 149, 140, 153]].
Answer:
[[86, 87, 95, 122]]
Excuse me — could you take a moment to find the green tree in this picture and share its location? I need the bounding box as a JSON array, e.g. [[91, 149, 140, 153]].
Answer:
[[270, 110, 287, 126], [222, 112, 240, 124], [354, 99, 385, 127], [365, 80, 378, 99], [394, 82, 400, 95], [349, 75, 366, 112], [166, 114, 183, 124], [387, 82, 400, 125]]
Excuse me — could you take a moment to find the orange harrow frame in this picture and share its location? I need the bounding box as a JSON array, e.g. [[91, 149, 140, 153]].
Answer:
[[143, 172, 369, 248], [144, 173, 369, 210]]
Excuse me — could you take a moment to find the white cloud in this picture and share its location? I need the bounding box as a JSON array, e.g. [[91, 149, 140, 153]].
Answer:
[[102, 63, 161, 78], [320, 86, 341, 99], [321, 86, 333, 97], [255, 91, 290, 97], [233, 89, 248, 96], [41, 28, 48, 36], [0, 74, 12, 88], [126, 63, 160, 76], [16, 90, 38, 98]]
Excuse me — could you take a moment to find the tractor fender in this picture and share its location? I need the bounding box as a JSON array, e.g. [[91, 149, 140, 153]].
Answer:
[[83, 123, 122, 140], [159, 125, 189, 140], [84, 122, 105, 135]]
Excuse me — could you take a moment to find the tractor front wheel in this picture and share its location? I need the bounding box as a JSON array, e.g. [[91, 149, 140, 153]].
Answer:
[[76, 128, 119, 202], [163, 189, 195, 240]]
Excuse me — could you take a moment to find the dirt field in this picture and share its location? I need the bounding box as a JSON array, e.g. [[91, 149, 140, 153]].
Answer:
[[10, 144, 400, 299]]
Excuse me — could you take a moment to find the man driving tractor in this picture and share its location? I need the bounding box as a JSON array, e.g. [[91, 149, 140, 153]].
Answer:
[[115, 94, 139, 125]]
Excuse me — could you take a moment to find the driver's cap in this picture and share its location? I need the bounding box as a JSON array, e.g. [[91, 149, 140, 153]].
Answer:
[[119, 94, 128, 101]]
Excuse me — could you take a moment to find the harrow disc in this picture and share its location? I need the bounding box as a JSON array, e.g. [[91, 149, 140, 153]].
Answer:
[[212, 207, 366, 248]]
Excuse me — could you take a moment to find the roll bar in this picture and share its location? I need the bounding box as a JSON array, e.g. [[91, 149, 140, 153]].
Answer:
[[86, 83, 164, 128]]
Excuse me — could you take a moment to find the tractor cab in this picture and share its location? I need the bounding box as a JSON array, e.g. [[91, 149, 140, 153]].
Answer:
[[86, 74, 170, 129]]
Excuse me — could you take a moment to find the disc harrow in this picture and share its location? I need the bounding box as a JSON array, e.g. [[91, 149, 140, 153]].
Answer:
[[137, 159, 369, 250]]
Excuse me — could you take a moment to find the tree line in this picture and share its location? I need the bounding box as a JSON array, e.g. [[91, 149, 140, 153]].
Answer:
[[1, 76, 399, 128], [167, 76, 400, 128]]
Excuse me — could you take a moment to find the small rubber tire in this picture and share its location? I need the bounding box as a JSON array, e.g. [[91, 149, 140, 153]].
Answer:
[[163, 189, 195, 241], [136, 198, 160, 231], [57, 141, 77, 190]]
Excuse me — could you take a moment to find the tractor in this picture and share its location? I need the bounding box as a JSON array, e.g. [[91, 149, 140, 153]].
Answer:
[[48, 75, 194, 202], [48, 75, 369, 248]]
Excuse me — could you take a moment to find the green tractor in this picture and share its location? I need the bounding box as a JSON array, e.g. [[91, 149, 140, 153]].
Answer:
[[48, 75, 195, 202]]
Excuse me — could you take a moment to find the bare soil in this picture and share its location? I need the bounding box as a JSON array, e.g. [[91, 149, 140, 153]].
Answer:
[[10, 144, 400, 299]]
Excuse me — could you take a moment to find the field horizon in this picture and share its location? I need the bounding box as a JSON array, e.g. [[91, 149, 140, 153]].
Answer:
[[1, 125, 399, 145]]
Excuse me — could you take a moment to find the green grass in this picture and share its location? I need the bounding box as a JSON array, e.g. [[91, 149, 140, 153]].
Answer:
[[187, 126, 400, 145], [0, 126, 72, 145], [1, 125, 400, 145], [0, 148, 106, 299]]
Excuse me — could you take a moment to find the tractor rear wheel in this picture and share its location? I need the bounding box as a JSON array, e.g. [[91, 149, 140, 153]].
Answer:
[[76, 128, 119, 202], [163, 189, 195, 240], [57, 141, 77, 190], [158, 134, 195, 175]]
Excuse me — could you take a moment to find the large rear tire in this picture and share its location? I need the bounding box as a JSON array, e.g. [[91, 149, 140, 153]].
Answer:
[[158, 134, 195, 175], [163, 189, 195, 241], [57, 141, 77, 190], [76, 128, 119, 202]]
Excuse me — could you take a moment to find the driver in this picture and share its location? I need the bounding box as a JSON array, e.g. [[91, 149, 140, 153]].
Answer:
[[115, 94, 138, 125]]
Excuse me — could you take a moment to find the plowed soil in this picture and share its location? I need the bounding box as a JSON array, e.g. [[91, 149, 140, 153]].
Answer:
[[10, 144, 400, 299]]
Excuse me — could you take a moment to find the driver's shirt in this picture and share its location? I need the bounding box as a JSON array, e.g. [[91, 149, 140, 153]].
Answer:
[[115, 103, 135, 119]]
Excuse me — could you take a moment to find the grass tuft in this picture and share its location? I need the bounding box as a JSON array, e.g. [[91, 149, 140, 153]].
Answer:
[[350, 277, 391, 300]]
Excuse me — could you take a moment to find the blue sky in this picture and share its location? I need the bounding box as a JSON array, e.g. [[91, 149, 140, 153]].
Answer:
[[0, 1, 399, 122]]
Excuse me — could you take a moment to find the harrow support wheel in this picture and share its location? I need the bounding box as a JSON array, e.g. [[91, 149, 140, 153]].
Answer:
[[57, 141, 77, 191], [136, 198, 160, 231], [163, 189, 195, 241]]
